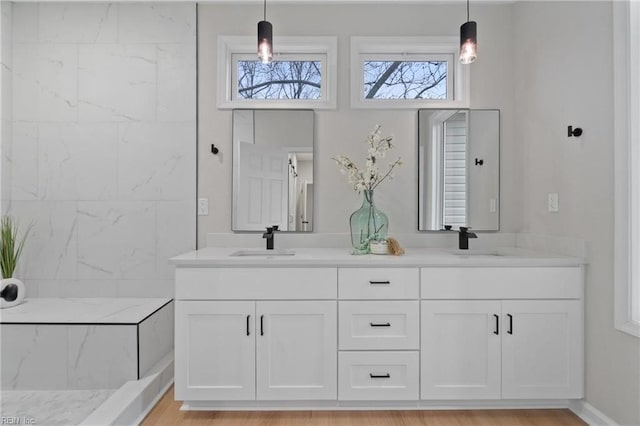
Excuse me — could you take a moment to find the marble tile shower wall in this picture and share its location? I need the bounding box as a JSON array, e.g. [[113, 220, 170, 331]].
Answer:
[[1, 2, 12, 214], [8, 3, 197, 297]]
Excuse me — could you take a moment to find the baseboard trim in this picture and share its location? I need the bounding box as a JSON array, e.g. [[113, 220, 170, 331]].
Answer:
[[569, 400, 618, 425], [182, 399, 573, 412]]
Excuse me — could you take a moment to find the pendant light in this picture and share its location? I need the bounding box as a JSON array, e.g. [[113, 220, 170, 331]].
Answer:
[[459, 0, 477, 64], [257, 0, 273, 64]]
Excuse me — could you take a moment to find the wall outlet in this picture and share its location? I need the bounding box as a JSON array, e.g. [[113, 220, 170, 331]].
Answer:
[[198, 198, 209, 216], [548, 193, 559, 212]]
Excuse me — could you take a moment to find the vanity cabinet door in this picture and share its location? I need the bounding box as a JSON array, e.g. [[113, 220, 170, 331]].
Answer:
[[421, 300, 502, 400], [501, 300, 583, 399], [174, 301, 256, 401], [256, 301, 337, 400]]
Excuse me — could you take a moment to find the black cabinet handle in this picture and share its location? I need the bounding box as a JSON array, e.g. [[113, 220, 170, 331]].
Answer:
[[507, 314, 513, 335], [370, 322, 391, 327], [260, 315, 264, 336], [246, 315, 250, 336], [370, 373, 391, 379], [493, 314, 499, 335], [369, 280, 390, 285]]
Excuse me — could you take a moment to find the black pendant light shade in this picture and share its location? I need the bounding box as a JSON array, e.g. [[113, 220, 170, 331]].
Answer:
[[257, 0, 273, 64], [459, 0, 477, 64]]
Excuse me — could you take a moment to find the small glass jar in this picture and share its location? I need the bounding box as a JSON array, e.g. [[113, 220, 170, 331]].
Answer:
[[369, 239, 388, 255]]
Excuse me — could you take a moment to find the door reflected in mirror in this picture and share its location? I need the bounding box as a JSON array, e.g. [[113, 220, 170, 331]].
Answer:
[[232, 110, 314, 232], [418, 109, 499, 231]]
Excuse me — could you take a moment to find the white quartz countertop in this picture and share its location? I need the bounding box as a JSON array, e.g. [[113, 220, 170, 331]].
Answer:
[[0, 298, 172, 324], [169, 247, 586, 267]]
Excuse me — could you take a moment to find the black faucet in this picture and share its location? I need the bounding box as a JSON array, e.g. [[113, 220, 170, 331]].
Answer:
[[458, 226, 477, 250], [262, 225, 279, 250]]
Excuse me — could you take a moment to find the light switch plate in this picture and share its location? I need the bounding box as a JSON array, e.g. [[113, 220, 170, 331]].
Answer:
[[548, 193, 559, 212], [198, 198, 209, 216]]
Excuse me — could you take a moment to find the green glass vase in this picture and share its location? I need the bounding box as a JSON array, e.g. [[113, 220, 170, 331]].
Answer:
[[349, 190, 388, 254]]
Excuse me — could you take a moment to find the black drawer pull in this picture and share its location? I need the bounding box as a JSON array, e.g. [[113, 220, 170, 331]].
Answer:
[[370, 322, 391, 327], [370, 373, 391, 379], [493, 314, 499, 335], [507, 313, 513, 335], [369, 280, 391, 285], [260, 315, 264, 336], [246, 315, 251, 336]]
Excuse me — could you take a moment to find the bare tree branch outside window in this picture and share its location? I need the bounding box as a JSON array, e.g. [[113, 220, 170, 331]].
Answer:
[[363, 61, 447, 99], [237, 60, 322, 100], [236, 59, 447, 101]]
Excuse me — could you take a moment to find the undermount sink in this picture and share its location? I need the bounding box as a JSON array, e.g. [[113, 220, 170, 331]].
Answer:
[[448, 249, 503, 256], [229, 249, 296, 257]]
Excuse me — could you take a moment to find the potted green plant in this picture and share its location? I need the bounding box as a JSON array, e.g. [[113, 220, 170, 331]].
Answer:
[[1, 216, 31, 308]]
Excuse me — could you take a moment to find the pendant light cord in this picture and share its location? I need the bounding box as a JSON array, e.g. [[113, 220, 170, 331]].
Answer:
[[466, 0, 470, 22], [264, 0, 267, 21]]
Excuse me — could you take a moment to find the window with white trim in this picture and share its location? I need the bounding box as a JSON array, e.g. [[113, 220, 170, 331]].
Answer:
[[218, 36, 337, 109], [351, 37, 470, 109], [614, 0, 640, 337]]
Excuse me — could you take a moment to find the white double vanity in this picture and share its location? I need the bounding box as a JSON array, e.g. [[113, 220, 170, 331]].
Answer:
[[171, 247, 584, 410]]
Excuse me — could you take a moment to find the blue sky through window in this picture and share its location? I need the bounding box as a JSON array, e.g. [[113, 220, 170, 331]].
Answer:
[[363, 61, 447, 100]]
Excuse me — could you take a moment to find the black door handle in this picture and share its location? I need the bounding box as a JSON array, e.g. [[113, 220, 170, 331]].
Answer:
[[246, 315, 250, 336], [370, 373, 391, 379], [369, 280, 390, 285], [370, 322, 391, 327], [507, 314, 513, 335], [260, 315, 264, 336], [493, 314, 499, 335]]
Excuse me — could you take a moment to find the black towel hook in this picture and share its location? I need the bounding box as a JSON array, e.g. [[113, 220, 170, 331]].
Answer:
[[568, 126, 583, 137]]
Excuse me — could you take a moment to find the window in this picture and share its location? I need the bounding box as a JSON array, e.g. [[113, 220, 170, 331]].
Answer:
[[218, 36, 337, 109], [363, 59, 449, 100], [234, 56, 322, 100], [351, 37, 470, 109], [614, 0, 640, 337]]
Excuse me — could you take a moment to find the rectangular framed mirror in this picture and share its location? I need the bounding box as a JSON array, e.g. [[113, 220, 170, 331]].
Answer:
[[232, 109, 314, 232], [418, 109, 499, 231]]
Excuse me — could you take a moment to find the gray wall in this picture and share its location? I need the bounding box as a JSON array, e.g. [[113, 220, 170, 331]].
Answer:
[[197, 2, 639, 424], [197, 3, 518, 244], [513, 2, 640, 425], [6, 3, 197, 297]]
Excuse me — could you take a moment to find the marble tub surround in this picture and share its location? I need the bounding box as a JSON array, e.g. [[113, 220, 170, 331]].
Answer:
[[0, 297, 170, 324], [6, 2, 197, 298], [1, 298, 174, 390]]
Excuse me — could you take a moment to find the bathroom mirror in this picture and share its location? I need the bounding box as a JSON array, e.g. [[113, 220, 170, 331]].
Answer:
[[232, 109, 314, 232], [418, 109, 499, 231]]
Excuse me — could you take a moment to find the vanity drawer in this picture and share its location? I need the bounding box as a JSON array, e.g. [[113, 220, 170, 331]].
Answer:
[[339, 301, 419, 350], [421, 267, 583, 299], [338, 351, 419, 401], [175, 267, 337, 300], [338, 268, 419, 299]]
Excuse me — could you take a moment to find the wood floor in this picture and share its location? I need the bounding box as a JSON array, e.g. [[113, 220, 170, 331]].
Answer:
[[141, 387, 586, 426]]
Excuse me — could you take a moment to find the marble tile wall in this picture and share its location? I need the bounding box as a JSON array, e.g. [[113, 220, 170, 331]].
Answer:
[[1, 1, 12, 214], [8, 3, 197, 297]]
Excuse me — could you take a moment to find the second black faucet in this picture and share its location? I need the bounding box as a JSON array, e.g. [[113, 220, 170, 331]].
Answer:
[[458, 226, 477, 250]]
